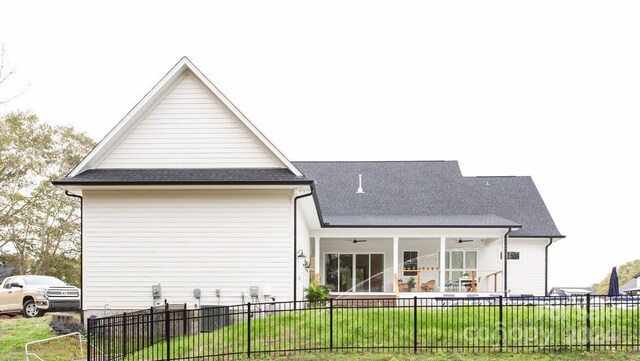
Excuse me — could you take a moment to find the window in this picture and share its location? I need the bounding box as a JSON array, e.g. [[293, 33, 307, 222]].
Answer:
[[2, 277, 12, 289], [500, 251, 520, 260], [438, 250, 478, 284], [325, 253, 384, 292], [403, 251, 418, 276]]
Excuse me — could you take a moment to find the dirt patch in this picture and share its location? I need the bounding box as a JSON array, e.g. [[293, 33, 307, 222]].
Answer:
[[0, 313, 21, 319]]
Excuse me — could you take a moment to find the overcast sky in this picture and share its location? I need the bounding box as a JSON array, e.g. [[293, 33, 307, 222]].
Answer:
[[1, 1, 639, 288]]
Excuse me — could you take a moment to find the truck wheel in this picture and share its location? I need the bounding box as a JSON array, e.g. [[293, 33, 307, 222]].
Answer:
[[22, 299, 44, 318]]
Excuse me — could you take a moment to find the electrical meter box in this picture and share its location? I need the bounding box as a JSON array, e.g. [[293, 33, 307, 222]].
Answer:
[[193, 288, 201, 299], [249, 286, 259, 297], [152, 284, 162, 299]]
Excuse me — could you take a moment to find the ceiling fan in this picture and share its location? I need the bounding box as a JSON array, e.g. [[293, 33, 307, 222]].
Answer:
[[353, 239, 368, 244], [458, 239, 473, 243]]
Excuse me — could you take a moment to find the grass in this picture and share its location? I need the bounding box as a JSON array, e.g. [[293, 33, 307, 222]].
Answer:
[[0, 314, 85, 361], [118, 305, 640, 359], [270, 352, 640, 360]]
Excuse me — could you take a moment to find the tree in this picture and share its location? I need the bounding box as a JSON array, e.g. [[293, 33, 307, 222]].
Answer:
[[0, 111, 95, 286], [592, 259, 640, 295], [0, 43, 30, 105]]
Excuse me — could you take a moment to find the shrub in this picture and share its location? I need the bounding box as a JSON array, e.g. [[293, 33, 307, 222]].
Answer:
[[304, 281, 331, 305]]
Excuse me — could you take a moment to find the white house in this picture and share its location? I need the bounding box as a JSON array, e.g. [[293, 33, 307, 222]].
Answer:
[[621, 272, 640, 295], [54, 57, 564, 317]]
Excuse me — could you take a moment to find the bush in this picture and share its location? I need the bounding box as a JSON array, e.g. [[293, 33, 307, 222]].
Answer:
[[304, 282, 331, 305]]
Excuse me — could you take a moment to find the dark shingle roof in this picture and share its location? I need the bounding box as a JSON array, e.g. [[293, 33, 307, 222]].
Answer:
[[55, 161, 562, 237], [53, 168, 311, 185], [322, 214, 520, 228], [293, 161, 562, 237]]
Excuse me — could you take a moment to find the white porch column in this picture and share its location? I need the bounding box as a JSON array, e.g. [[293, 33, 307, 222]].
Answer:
[[393, 237, 399, 293], [314, 236, 320, 282], [439, 236, 446, 292]]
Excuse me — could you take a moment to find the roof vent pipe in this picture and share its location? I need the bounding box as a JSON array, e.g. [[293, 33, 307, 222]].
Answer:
[[357, 174, 365, 194]]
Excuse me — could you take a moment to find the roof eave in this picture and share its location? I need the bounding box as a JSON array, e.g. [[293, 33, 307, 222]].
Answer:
[[509, 234, 566, 239], [52, 180, 314, 186], [320, 224, 522, 229]]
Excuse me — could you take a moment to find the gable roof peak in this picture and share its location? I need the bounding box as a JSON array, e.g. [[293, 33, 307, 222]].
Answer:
[[67, 57, 302, 177]]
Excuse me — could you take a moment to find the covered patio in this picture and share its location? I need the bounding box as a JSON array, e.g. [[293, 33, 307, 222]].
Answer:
[[309, 226, 513, 297]]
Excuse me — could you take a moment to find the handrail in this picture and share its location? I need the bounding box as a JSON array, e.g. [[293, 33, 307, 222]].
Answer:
[[24, 332, 83, 361], [486, 270, 503, 292], [399, 268, 502, 292]]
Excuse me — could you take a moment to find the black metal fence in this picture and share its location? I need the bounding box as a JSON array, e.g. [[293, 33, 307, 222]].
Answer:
[[86, 295, 640, 360]]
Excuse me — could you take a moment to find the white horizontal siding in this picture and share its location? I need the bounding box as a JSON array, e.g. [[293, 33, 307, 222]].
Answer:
[[82, 190, 293, 311], [96, 73, 284, 169], [477, 239, 504, 293], [506, 238, 548, 296], [296, 210, 311, 302]]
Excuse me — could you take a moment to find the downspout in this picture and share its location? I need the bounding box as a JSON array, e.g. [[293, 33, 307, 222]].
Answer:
[[293, 188, 313, 309], [545, 237, 553, 296], [503, 228, 512, 297], [64, 190, 83, 320]]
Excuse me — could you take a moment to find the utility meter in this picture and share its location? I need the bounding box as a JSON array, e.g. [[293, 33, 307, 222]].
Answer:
[[152, 284, 162, 299]]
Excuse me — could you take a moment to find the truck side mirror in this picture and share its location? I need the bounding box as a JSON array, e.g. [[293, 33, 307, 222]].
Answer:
[[10, 282, 23, 288]]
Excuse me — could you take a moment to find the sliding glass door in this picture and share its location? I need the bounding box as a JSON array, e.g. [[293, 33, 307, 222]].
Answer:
[[325, 253, 384, 292]]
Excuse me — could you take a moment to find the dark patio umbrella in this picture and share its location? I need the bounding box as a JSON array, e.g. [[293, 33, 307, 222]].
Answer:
[[608, 266, 620, 296]]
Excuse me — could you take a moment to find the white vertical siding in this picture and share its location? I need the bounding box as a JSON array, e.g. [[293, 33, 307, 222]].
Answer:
[[82, 189, 293, 312], [96, 73, 284, 169], [506, 238, 548, 296]]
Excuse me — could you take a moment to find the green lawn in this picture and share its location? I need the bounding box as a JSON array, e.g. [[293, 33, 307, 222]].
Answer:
[[117, 305, 640, 360], [273, 352, 640, 360], [0, 314, 85, 361]]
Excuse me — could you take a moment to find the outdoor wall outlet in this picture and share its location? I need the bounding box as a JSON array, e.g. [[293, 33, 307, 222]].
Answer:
[[193, 288, 201, 299], [215, 289, 221, 297]]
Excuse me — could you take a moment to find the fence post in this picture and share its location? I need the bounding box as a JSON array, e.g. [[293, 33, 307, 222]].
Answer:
[[499, 296, 504, 352], [247, 302, 252, 358], [183, 303, 188, 335], [122, 312, 127, 358], [87, 316, 93, 361], [165, 302, 170, 361], [586, 294, 591, 352], [413, 297, 418, 354], [149, 306, 154, 347], [329, 298, 334, 352]]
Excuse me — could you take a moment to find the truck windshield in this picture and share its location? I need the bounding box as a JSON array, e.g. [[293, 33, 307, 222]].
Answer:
[[23, 276, 66, 286]]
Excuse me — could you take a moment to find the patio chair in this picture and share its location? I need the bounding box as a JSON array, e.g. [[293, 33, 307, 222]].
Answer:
[[421, 280, 436, 292], [398, 280, 409, 292]]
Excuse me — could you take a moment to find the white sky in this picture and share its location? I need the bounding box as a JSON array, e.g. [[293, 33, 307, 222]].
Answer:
[[1, 1, 639, 289]]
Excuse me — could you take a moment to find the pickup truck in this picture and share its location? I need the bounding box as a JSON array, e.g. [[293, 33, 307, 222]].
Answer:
[[0, 275, 80, 317]]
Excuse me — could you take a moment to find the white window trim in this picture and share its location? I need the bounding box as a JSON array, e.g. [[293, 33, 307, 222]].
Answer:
[[402, 250, 419, 277], [323, 252, 385, 292]]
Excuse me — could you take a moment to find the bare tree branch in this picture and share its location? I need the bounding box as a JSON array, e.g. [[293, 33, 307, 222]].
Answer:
[[0, 43, 30, 104]]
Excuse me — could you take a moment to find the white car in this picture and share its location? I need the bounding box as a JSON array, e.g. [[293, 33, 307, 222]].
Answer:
[[0, 275, 81, 317]]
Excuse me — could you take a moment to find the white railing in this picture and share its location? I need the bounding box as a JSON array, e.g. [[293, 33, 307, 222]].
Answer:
[[24, 332, 83, 361]]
